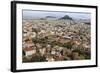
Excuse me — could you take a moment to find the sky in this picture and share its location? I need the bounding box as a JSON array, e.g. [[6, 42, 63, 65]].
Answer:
[[23, 10, 91, 20]]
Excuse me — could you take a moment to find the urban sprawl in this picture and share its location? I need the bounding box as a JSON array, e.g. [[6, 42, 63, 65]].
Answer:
[[22, 16, 91, 62]]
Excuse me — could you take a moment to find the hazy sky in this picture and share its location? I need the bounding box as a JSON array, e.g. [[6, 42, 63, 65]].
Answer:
[[23, 10, 91, 19]]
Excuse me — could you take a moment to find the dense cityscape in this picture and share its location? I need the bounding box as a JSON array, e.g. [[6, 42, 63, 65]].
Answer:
[[22, 14, 91, 63]]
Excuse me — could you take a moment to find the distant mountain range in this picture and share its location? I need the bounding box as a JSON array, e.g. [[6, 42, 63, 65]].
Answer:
[[45, 15, 73, 20], [23, 14, 90, 23], [59, 15, 73, 20], [23, 15, 73, 20], [46, 16, 56, 18]]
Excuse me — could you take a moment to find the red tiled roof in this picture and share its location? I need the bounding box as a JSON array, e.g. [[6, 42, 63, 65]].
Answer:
[[24, 47, 33, 51]]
